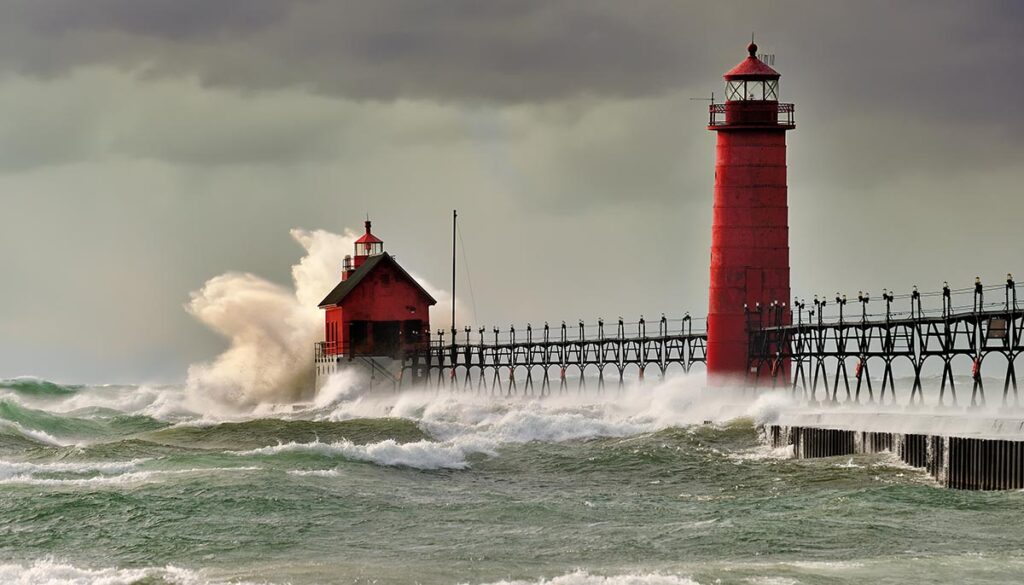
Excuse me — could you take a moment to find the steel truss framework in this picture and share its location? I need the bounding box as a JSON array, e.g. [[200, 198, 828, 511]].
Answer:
[[401, 317, 707, 395], [748, 279, 1024, 406]]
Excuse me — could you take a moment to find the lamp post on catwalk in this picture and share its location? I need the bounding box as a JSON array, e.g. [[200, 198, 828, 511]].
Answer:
[[706, 41, 796, 383]]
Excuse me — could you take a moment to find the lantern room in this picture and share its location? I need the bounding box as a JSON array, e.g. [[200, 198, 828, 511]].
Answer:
[[352, 220, 383, 269], [709, 42, 795, 129], [724, 43, 780, 101]]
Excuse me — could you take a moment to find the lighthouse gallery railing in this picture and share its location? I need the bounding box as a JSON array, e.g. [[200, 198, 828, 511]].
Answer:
[[708, 102, 795, 127]]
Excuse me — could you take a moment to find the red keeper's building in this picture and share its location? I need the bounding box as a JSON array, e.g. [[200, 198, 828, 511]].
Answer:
[[706, 42, 795, 381], [318, 220, 436, 358]]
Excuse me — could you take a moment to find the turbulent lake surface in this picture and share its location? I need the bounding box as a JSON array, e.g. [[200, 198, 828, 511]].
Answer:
[[2, 377, 1024, 585]]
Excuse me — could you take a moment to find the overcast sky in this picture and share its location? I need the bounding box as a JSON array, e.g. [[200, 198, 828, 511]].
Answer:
[[1, 1, 1022, 383]]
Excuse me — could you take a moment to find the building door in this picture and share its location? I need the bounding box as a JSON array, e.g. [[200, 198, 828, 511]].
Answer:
[[349, 320, 369, 355], [373, 321, 401, 357]]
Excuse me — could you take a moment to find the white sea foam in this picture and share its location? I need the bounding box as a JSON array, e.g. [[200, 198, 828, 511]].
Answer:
[[0, 559, 161, 585], [0, 466, 261, 487], [468, 570, 701, 585], [220, 374, 772, 471], [312, 368, 365, 408], [286, 468, 342, 477], [0, 459, 150, 481], [834, 458, 864, 469], [781, 560, 864, 571], [0, 383, 196, 424], [233, 377, 737, 470], [727, 443, 794, 462], [0, 558, 266, 585], [235, 438, 487, 470], [743, 578, 799, 585], [228, 377, 757, 469]]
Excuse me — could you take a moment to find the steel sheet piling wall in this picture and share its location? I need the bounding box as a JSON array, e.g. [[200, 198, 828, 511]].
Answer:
[[769, 425, 1024, 490]]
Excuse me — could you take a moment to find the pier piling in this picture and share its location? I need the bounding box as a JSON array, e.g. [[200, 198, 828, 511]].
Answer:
[[770, 424, 1024, 490]]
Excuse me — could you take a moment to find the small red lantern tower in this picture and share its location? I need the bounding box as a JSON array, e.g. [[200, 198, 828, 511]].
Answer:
[[706, 42, 795, 381], [318, 220, 436, 360], [350, 220, 383, 271]]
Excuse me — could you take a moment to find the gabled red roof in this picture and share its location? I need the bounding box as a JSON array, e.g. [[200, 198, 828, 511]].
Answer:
[[318, 253, 437, 308], [355, 220, 383, 244], [724, 43, 780, 80]]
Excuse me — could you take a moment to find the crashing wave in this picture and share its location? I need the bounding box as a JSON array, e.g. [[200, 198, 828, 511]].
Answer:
[[233, 438, 487, 470], [469, 570, 701, 585], [0, 377, 78, 397]]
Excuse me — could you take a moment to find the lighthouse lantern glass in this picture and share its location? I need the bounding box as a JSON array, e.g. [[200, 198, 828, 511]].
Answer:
[[725, 79, 779, 102], [726, 80, 744, 101], [358, 241, 382, 256]]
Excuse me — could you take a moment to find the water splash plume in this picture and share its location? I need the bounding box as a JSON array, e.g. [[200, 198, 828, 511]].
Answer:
[[183, 227, 461, 411]]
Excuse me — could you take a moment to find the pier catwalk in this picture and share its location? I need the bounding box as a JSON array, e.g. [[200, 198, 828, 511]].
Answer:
[[401, 316, 707, 394]]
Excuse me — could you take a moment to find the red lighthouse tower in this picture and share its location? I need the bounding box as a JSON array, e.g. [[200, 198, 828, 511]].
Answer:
[[706, 42, 795, 381]]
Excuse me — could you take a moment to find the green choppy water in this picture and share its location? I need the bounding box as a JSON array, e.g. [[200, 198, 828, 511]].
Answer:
[[1, 377, 1024, 585]]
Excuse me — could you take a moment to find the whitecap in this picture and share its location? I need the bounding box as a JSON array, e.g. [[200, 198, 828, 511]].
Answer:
[[0, 458, 150, 481], [727, 444, 794, 462], [0, 466, 261, 487], [466, 570, 701, 585], [233, 438, 489, 470], [286, 468, 342, 477], [0, 558, 269, 585]]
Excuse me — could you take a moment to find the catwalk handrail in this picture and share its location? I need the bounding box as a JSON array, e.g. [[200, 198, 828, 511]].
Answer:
[[427, 314, 705, 348], [747, 275, 1023, 407], [401, 314, 708, 393]]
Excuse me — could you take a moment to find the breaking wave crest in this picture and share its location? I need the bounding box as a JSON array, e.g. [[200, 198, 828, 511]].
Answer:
[[214, 374, 758, 470], [0, 378, 79, 397], [0, 558, 266, 585], [0, 466, 262, 487], [0, 458, 149, 480], [0, 369, 777, 471], [0, 456, 262, 487], [235, 438, 485, 470], [470, 571, 701, 585]]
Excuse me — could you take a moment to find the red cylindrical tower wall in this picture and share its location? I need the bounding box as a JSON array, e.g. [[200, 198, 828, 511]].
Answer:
[[707, 127, 792, 378]]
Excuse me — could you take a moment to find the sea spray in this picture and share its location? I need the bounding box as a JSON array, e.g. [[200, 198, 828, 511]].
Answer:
[[232, 371, 773, 470], [182, 227, 464, 411], [319, 372, 758, 435], [183, 228, 355, 409], [234, 438, 484, 470]]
